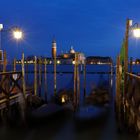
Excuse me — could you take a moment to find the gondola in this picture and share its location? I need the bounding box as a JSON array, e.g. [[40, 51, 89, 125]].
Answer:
[[86, 75, 111, 107], [30, 88, 74, 122]]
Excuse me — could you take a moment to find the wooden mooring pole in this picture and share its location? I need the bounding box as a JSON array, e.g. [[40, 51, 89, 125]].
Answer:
[[21, 53, 26, 122], [73, 55, 77, 108], [44, 59, 47, 102], [110, 59, 113, 88], [34, 56, 37, 96], [3, 51, 7, 72], [21, 53, 26, 99], [13, 58, 16, 72], [39, 58, 42, 97], [54, 54, 57, 96], [116, 55, 122, 130], [130, 57, 133, 73], [116, 55, 121, 107], [77, 60, 80, 107], [74, 53, 80, 109], [52, 39, 57, 96], [83, 60, 86, 97], [2, 51, 7, 88], [124, 19, 129, 100], [26, 60, 28, 82]]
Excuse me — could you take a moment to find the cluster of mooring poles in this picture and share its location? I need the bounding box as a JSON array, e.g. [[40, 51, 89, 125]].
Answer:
[[0, 39, 113, 124]]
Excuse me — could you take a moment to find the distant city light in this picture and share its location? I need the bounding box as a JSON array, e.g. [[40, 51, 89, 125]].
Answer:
[[57, 60, 60, 64], [133, 28, 140, 38], [72, 60, 75, 65], [132, 61, 135, 65], [13, 28, 23, 40]]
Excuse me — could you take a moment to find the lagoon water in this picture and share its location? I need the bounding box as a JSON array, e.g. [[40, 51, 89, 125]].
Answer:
[[0, 64, 138, 140]]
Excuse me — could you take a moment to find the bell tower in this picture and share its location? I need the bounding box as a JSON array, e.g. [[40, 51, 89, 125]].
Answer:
[[52, 39, 57, 58]]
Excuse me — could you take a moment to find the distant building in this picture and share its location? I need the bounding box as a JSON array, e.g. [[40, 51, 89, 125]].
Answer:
[[51, 39, 85, 64], [135, 59, 140, 64], [57, 46, 85, 64], [86, 56, 112, 64], [16, 39, 114, 65]]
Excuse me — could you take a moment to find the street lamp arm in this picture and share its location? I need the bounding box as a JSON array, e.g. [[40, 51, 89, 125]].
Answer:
[[125, 20, 140, 38], [1, 26, 21, 32], [129, 22, 139, 30]]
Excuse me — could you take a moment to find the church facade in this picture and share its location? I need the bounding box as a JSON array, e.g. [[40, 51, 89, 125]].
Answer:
[[57, 46, 86, 64]]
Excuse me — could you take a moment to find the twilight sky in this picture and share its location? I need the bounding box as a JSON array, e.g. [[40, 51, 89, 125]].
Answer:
[[0, 0, 140, 61]]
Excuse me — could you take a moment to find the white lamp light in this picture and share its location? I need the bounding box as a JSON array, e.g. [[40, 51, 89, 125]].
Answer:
[[0, 24, 3, 31], [133, 28, 140, 38], [12, 28, 23, 40]]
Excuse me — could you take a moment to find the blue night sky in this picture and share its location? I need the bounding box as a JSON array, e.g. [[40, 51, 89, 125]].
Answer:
[[0, 0, 140, 61]]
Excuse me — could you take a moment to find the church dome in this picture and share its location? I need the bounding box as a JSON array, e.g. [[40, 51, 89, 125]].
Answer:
[[69, 46, 75, 54]]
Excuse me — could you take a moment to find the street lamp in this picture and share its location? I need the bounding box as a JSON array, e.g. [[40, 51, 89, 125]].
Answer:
[[12, 27, 23, 40], [124, 19, 140, 97], [0, 24, 23, 70], [124, 19, 140, 73], [132, 26, 140, 38], [0, 24, 23, 49]]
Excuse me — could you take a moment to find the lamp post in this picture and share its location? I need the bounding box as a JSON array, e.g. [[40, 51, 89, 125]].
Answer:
[[124, 19, 130, 98], [124, 19, 140, 73], [124, 19, 130, 75], [0, 24, 23, 71], [0, 24, 3, 50], [121, 19, 140, 129], [124, 18, 140, 96]]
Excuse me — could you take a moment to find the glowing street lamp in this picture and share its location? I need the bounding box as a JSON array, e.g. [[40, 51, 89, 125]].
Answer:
[[12, 28, 23, 40], [123, 19, 140, 97], [0, 24, 23, 62], [1, 25, 23, 41], [132, 27, 140, 38], [57, 60, 60, 64], [128, 20, 140, 38], [124, 19, 140, 74]]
